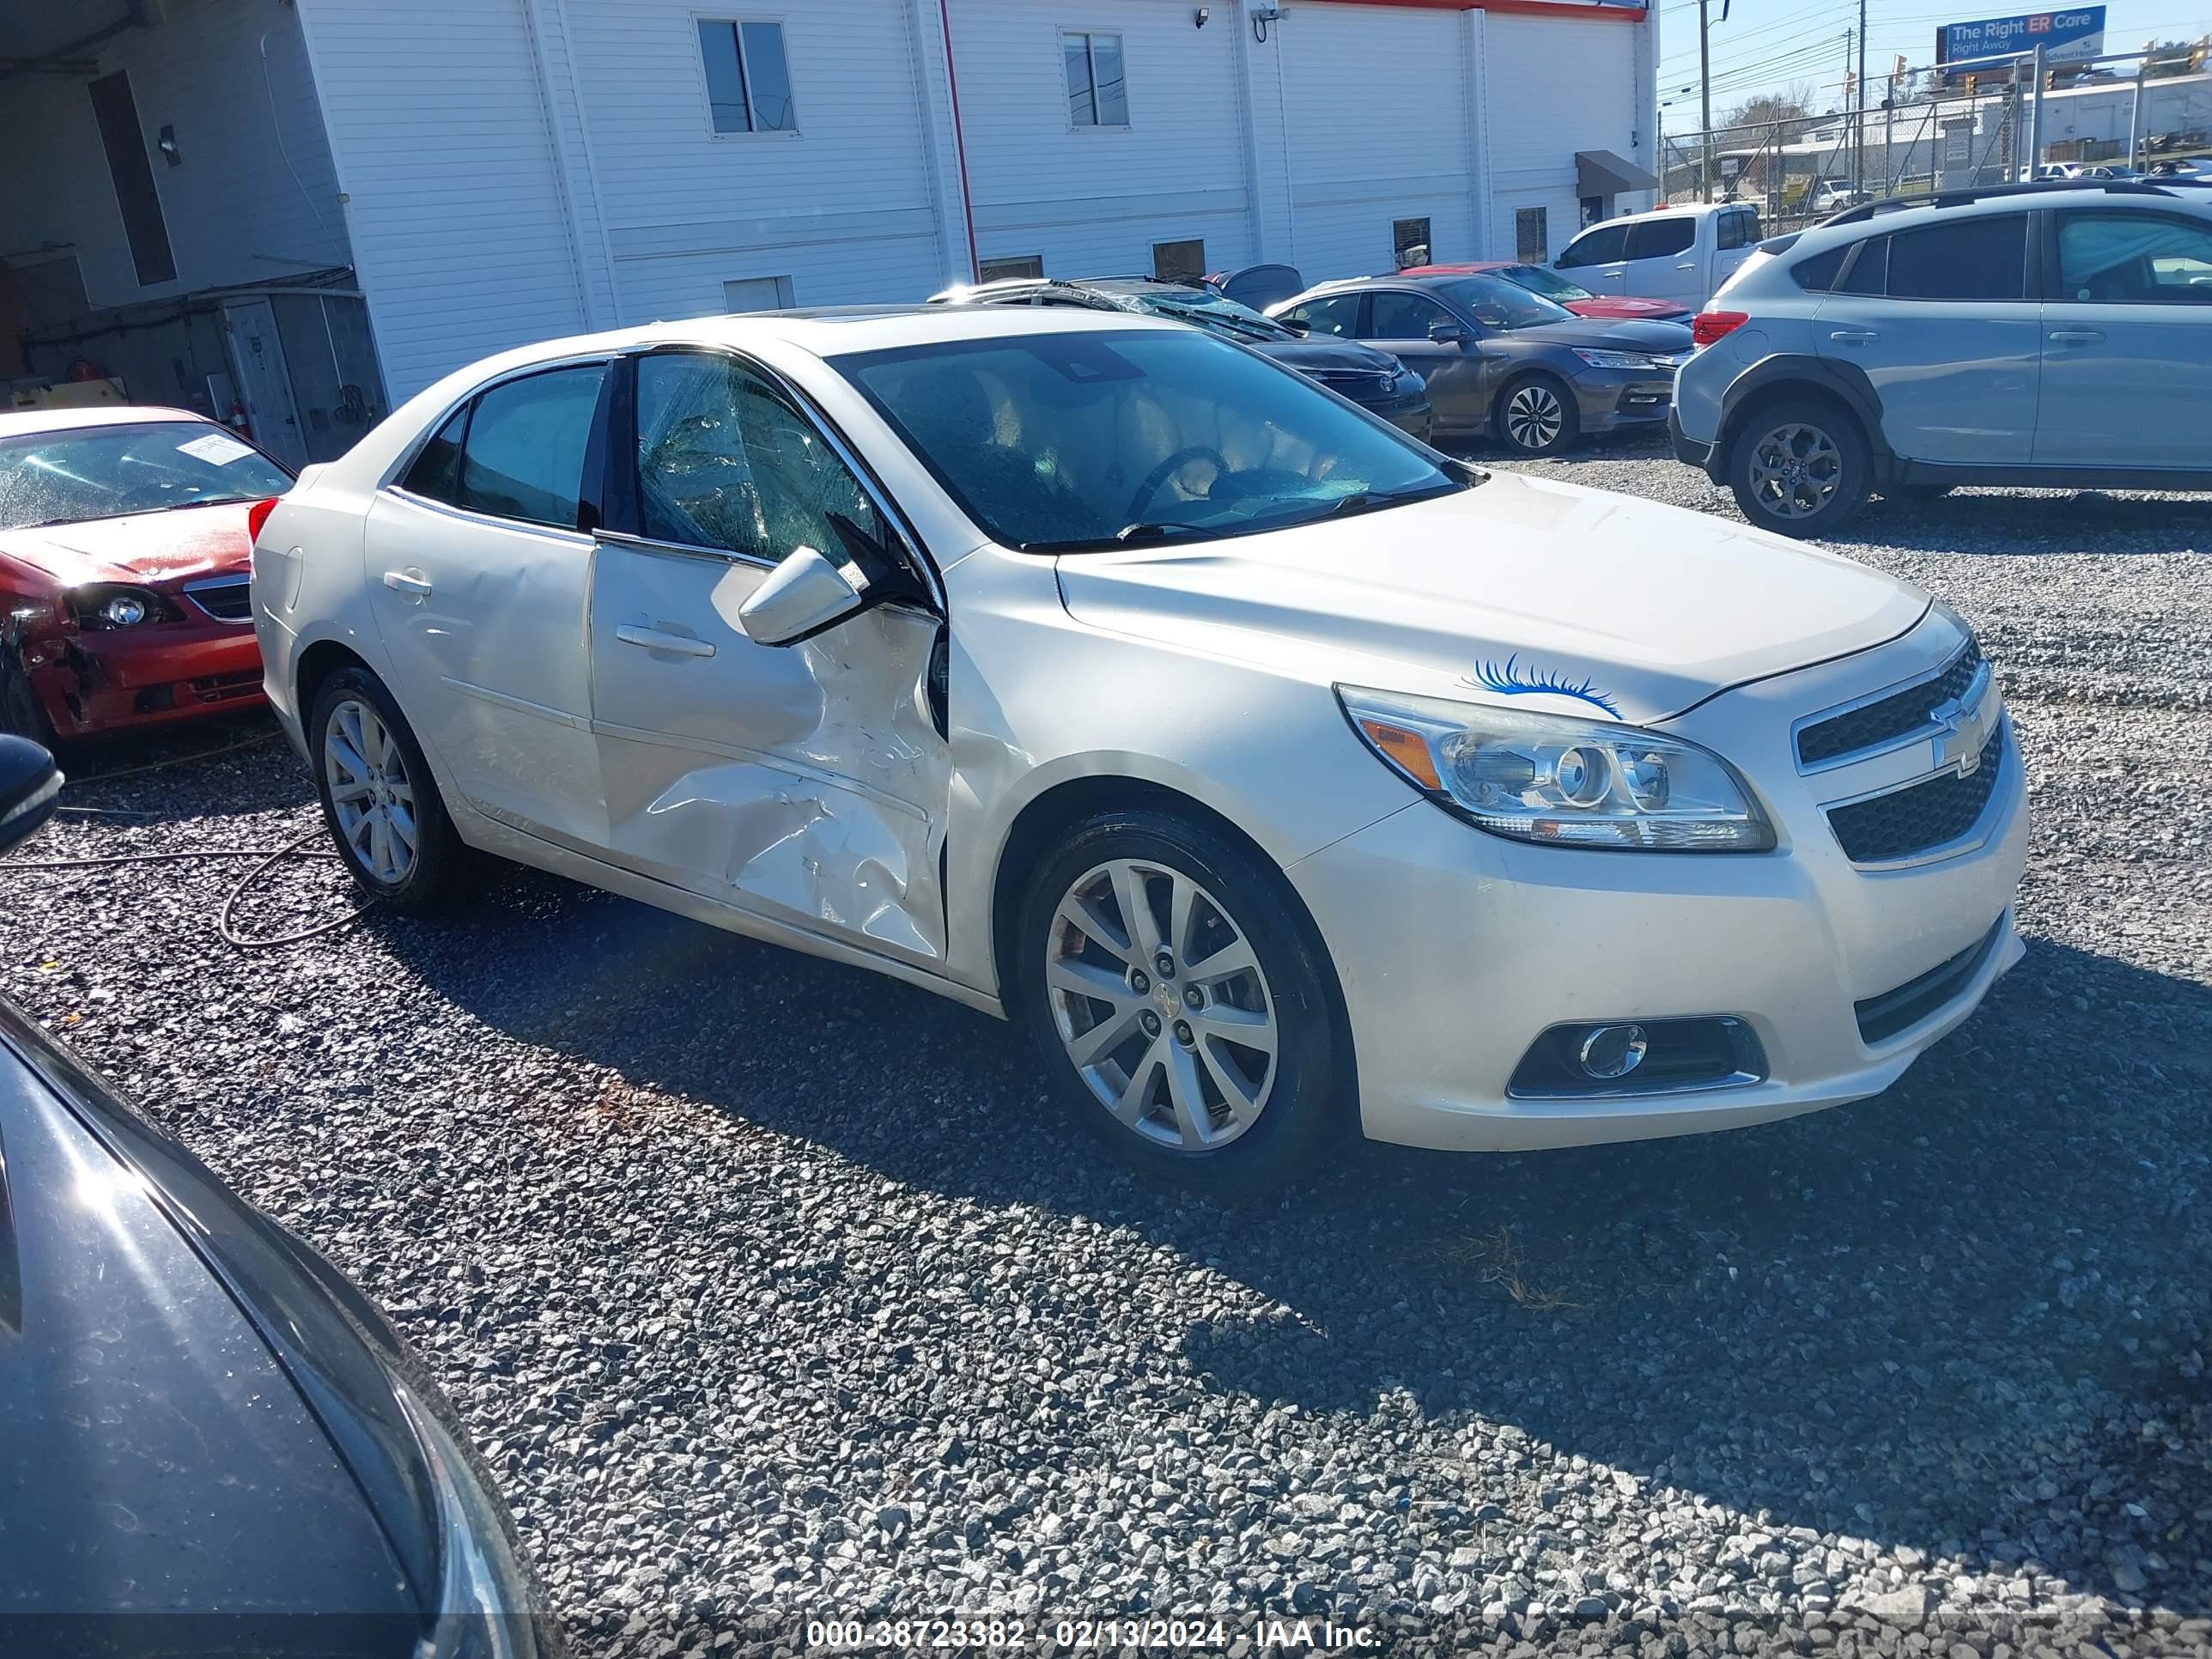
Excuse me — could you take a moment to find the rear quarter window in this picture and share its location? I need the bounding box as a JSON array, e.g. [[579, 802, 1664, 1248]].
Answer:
[[1790, 243, 1851, 291]]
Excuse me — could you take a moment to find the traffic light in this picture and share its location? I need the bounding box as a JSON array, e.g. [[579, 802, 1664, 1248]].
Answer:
[[1964, 73, 1978, 94], [2191, 40, 2207, 72]]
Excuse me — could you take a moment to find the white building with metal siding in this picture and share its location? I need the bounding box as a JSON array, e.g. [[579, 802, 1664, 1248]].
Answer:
[[2, 0, 1658, 411]]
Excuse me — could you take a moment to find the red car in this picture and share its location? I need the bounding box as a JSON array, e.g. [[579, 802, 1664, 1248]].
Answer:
[[0, 406, 292, 741], [1398, 260, 1692, 322]]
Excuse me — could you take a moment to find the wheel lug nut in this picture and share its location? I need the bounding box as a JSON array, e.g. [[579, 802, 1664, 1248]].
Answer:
[[1140, 1012, 1161, 1036], [1173, 1019, 1194, 1047], [1183, 987, 1203, 1010], [1155, 953, 1175, 978], [1130, 969, 1150, 995]]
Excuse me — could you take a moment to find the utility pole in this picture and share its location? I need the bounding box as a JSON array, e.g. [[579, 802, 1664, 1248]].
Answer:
[[1855, 0, 1869, 191], [2128, 52, 2148, 173], [1698, 0, 1714, 202], [2027, 42, 2046, 175]]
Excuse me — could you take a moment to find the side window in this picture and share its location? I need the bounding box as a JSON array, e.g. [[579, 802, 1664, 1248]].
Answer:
[[401, 405, 469, 502], [1367, 290, 1450, 341], [1626, 216, 1697, 260], [1790, 243, 1850, 292], [1886, 214, 2029, 301], [2057, 212, 2212, 304], [1836, 235, 1888, 296], [455, 366, 606, 529], [1557, 224, 1626, 269], [635, 352, 878, 564], [1717, 209, 1759, 251], [1278, 293, 1363, 338]]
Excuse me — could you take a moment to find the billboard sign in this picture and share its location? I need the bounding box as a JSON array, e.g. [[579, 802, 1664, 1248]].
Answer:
[[1936, 9, 2106, 75]]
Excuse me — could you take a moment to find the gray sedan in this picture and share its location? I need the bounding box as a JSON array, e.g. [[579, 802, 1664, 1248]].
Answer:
[[1269, 272, 1692, 457]]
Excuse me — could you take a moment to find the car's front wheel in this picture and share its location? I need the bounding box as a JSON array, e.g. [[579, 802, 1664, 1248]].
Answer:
[[309, 665, 468, 911], [1493, 374, 1580, 458], [1016, 810, 1350, 1193], [1728, 398, 1871, 538]]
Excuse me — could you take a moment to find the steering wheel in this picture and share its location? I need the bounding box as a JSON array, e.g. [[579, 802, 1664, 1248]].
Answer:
[[1126, 446, 1231, 523]]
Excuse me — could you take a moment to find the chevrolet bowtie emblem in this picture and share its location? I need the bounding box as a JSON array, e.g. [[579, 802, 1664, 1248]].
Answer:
[[1929, 690, 1990, 776]]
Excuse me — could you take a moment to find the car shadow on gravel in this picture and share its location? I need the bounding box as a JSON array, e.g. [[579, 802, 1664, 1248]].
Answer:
[[374, 871, 2212, 1614], [1832, 489, 2212, 556]]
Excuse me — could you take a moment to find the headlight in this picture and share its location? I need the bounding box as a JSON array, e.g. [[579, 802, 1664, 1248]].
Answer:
[[397, 1385, 545, 1659], [1571, 349, 1665, 370], [1337, 684, 1776, 852], [70, 586, 174, 629], [102, 594, 148, 626]]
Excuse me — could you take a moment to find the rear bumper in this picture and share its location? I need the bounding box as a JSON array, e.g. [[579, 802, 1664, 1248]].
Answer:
[[1669, 406, 1717, 471], [28, 623, 265, 738]]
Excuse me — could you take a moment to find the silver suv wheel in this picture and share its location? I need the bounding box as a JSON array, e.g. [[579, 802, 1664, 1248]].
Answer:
[[1745, 421, 1843, 520]]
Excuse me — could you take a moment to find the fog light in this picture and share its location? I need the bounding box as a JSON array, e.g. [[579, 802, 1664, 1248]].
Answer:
[[1577, 1023, 1648, 1080]]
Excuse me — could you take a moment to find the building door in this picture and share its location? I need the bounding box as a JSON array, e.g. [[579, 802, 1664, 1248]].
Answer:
[[220, 299, 307, 471]]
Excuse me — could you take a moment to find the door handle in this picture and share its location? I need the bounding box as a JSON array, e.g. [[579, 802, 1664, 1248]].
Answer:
[[1675, 261, 1698, 270], [381, 568, 432, 599], [615, 624, 715, 659], [1829, 329, 1880, 344], [2046, 329, 2104, 344]]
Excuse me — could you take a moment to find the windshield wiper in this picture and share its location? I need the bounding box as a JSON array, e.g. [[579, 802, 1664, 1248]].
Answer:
[[1113, 521, 1210, 544]]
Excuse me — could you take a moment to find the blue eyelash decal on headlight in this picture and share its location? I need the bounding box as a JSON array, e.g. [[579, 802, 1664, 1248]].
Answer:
[[1468, 653, 1622, 719]]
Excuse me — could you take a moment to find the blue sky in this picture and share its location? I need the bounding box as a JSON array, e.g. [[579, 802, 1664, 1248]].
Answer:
[[1656, 0, 2209, 123]]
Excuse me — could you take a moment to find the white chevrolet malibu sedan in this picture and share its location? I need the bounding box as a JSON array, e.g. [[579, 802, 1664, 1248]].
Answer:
[[253, 306, 2026, 1189]]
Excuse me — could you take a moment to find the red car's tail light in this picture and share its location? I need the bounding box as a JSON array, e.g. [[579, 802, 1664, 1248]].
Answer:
[[246, 497, 280, 544], [1692, 311, 1749, 347]]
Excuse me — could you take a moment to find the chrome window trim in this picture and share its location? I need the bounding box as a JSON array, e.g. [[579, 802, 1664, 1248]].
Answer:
[[1791, 644, 1990, 775], [1820, 712, 2012, 871], [378, 485, 597, 546]]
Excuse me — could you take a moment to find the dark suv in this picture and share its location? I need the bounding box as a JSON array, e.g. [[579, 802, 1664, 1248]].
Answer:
[[928, 275, 1433, 441]]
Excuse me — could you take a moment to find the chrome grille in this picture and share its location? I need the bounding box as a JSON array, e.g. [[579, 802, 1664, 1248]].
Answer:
[[184, 575, 252, 623], [1307, 368, 1395, 398], [1796, 638, 1985, 769], [1826, 724, 2005, 864]]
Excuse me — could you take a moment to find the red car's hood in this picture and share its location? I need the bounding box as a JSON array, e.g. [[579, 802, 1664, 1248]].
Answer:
[[0, 501, 255, 589], [1564, 295, 1691, 321]]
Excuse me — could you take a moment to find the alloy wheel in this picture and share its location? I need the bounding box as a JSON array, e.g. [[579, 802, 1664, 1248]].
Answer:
[[1043, 858, 1279, 1151], [325, 697, 418, 884], [1504, 382, 1565, 450], [1747, 422, 1843, 520]]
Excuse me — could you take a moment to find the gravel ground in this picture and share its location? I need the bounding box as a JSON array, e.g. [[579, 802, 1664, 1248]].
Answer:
[[3, 448, 2209, 1659]]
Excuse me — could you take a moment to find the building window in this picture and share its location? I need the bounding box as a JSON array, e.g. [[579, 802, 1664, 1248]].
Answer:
[[1152, 240, 1205, 283], [1515, 206, 1549, 264], [1579, 194, 1609, 228], [979, 256, 1045, 283], [88, 71, 175, 287], [698, 20, 797, 134], [1063, 31, 1129, 127], [1392, 218, 1431, 270], [724, 276, 795, 312]]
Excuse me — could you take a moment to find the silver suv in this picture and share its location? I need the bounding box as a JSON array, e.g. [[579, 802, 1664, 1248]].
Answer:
[[1672, 180, 2212, 538]]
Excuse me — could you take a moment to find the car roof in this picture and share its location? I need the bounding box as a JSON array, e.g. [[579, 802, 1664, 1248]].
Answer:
[[0, 404, 217, 440], [1797, 178, 2212, 246], [1579, 201, 1738, 236]]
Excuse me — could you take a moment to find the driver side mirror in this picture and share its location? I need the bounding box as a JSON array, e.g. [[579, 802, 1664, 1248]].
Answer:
[[1428, 319, 1474, 347], [738, 544, 867, 647], [0, 735, 62, 855]]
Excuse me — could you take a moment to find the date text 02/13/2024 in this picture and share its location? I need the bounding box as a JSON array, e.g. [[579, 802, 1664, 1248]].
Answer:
[[804, 1616, 1382, 1650]]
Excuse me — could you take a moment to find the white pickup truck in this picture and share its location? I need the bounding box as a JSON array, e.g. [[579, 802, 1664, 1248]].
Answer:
[[1553, 202, 1764, 310]]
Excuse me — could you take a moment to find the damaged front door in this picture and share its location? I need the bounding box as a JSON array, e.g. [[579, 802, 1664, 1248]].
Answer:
[[588, 349, 951, 963]]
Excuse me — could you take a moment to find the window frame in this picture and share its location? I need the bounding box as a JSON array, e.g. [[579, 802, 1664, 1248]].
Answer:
[[1061, 29, 1131, 131], [1392, 217, 1432, 270], [695, 15, 799, 138], [1516, 206, 1550, 264], [2044, 207, 2212, 307], [1876, 212, 2036, 304], [1365, 288, 1453, 343], [383, 354, 616, 538], [599, 345, 944, 612]]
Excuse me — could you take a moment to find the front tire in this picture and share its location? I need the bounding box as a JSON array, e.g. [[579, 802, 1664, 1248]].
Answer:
[[1015, 810, 1350, 1194], [1728, 398, 1871, 538], [1493, 374, 1580, 458], [309, 665, 468, 911]]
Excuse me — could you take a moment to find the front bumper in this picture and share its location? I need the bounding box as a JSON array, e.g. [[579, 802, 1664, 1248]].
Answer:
[[1577, 372, 1678, 435], [1356, 389, 1434, 443], [1288, 620, 2029, 1152], [27, 618, 265, 738]]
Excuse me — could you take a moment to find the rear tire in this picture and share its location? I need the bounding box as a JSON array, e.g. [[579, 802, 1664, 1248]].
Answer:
[[1727, 397, 1871, 538], [1492, 374, 1581, 459], [309, 665, 470, 912], [1014, 809, 1351, 1194]]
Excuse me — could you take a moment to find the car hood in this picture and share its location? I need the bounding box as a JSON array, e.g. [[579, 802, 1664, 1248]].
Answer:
[[0, 1008, 420, 1620], [1053, 471, 1926, 724], [1563, 296, 1692, 321], [1509, 316, 1697, 353], [1249, 337, 1404, 374], [0, 501, 256, 590]]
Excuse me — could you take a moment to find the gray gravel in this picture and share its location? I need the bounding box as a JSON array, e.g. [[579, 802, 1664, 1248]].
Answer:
[[3, 446, 2209, 1659]]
